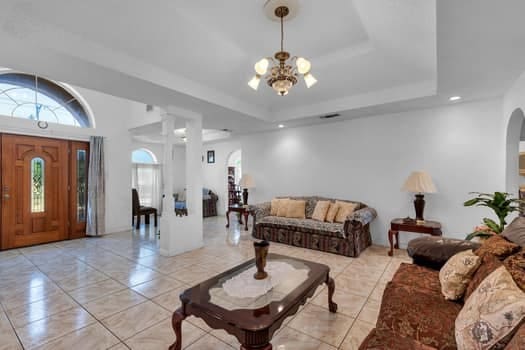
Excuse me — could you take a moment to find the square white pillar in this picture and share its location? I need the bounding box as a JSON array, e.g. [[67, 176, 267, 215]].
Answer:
[[159, 113, 203, 256]]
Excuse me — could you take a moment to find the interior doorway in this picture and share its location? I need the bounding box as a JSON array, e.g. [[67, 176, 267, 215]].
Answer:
[[227, 149, 242, 208], [505, 108, 525, 215], [0, 134, 89, 249]]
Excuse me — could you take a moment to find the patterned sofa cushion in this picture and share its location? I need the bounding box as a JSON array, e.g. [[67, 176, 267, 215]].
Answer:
[[257, 216, 345, 238], [390, 263, 442, 297], [359, 328, 436, 350], [504, 251, 525, 291], [464, 253, 502, 300], [376, 282, 460, 350], [280, 196, 363, 219]]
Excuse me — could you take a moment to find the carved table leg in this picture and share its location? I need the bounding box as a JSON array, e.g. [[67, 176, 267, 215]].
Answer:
[[243, 211, 249, 231], [226, 210, 231, 228], [326, 276, 338, 313], [169, 308, 186, 350], [388, 229, 395, 256], [241, 344, 272, 350], [394, 231, 399, 249]]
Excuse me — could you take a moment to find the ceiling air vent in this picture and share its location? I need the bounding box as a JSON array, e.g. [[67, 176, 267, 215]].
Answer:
[[319, 113, 340, 120]]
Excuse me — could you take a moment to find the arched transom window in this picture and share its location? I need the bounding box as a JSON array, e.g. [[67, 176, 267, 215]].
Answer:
[[131, 149, 157, 164], [0, 73, 91, 127]]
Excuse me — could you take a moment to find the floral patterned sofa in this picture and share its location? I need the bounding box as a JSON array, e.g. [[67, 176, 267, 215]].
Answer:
[[359, 238, 525, 349], [249, 196, 377, 257]]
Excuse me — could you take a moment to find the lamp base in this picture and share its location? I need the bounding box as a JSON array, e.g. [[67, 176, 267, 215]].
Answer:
[[242, 189, 249, 205], [414, 194, 425, 221]]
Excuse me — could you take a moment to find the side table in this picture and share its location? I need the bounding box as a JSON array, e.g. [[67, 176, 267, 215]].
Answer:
[[388, 218, 442, 256], [226, 204, 250, 231]]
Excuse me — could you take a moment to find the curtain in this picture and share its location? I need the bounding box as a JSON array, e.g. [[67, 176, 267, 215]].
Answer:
[[131, 163, 162, 212], [86, 136, 105, 236]]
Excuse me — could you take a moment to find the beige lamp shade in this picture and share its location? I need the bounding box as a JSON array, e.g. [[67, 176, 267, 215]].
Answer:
[[402, 171, 437, 194], [239, 174, 256, 189]]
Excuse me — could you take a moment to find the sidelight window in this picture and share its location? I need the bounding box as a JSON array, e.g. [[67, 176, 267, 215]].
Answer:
[[76, 150, 87, 222]]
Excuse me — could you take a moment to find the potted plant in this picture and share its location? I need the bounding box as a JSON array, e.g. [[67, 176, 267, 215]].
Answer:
[[463, 192, 523, 240]]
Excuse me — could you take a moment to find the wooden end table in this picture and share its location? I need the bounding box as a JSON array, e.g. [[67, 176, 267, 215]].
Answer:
[[388, 218, 442, 256], [226, 204, 250, 231], [169, 254, 336, 350]]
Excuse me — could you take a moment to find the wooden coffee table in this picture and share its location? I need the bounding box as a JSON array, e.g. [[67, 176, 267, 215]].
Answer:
[[169, 253, 337, 350]]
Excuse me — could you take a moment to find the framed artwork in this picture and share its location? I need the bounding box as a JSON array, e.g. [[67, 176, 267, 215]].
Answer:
[[207, 150, 215, 164]]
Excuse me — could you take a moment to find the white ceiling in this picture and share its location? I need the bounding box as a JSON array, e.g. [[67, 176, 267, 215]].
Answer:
[[0, 0, 524, 135]]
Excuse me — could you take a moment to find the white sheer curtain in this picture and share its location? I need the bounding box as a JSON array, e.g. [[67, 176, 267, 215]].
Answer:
[[131, 164, 163, 212]]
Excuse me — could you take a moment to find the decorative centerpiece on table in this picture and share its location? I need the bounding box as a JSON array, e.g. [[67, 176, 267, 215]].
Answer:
[[463, 192, 524, 240], [253, 240, 270, 280]]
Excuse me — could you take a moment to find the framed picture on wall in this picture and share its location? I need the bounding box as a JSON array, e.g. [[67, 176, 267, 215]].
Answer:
[[207, 150, 215, 164]]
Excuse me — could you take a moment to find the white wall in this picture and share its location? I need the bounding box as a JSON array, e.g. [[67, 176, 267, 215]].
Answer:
[[238, 98, 506, 247], [202, 139, 242, 215]]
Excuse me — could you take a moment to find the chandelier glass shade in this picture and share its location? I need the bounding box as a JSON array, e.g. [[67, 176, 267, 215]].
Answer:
[[248, 6, 317, 96]]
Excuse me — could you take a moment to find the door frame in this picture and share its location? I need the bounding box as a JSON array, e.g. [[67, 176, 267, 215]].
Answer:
[[0, 133, 90, 249]]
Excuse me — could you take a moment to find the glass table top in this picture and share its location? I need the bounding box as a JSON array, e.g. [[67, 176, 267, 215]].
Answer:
[[209, 257, 311, 310]]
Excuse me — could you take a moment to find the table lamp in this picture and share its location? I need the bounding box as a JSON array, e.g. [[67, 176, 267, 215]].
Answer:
[[401, 171, 437, 223], [239, 174, 256, 205]]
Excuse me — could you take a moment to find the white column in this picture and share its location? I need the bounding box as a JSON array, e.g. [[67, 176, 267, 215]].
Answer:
[[182, 116, 203, 250], [159, 114, 178, 256], [159, 111, 203, 256]]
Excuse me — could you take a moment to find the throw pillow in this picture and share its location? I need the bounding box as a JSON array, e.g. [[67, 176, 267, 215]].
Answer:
[[502, 216, 525, 247], [271, 198, 289, 216], [311, 201, 330, 221], [455, 266, 525, 350], [286, 200, 306, 219], [276, 199, 290, 217], [464, 253, 503, 300], [325, 202, 340, 223], [504, 251, 525, 291], [475, 234, 520, 259], [334, 200, 358, 223], [439, 250, 481, 300]]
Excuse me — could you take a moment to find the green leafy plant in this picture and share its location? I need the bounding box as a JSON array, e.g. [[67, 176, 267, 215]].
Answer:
[[463, 192, 523, 240]]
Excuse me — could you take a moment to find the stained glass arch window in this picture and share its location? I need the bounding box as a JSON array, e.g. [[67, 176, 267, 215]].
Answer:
[[0, 72, 92, 127]]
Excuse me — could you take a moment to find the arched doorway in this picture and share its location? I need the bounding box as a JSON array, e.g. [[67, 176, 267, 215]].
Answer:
[[226, 149, 242, 209], [505, 108, 525, 195]]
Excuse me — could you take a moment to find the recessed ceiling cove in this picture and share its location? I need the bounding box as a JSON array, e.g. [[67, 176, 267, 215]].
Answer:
[[0, 0, 437, 123]]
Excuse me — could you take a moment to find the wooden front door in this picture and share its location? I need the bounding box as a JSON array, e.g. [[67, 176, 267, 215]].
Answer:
[[1, 134, 70, 249]]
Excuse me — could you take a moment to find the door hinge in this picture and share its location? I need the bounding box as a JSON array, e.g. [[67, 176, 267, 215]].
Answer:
[[67, 185, 71, 191], [68, 148, 71, 154], [67, 221, 70, 227]]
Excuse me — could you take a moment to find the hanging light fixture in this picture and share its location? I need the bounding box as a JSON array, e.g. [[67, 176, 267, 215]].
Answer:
[[248, 6, 317, 96]]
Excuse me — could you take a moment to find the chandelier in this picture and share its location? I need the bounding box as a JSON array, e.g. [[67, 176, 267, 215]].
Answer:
[[248, 6, 317, 96]]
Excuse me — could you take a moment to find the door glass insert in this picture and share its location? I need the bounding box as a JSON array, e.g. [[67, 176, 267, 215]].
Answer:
[[76, 150, 87, 222], [31, 157, 45, 213]]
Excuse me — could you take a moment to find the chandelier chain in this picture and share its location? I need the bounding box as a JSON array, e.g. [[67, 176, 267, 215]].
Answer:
[[280, 14, 284, 53]]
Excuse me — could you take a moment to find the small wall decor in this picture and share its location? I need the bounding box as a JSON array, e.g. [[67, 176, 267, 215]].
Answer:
[[37, 120, 49, 129], [207, 150, 215, 164]]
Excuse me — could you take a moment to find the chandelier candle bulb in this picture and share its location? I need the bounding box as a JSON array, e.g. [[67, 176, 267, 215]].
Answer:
[[304, 73, 318, 88], [296, 57, 311, 74], [248, 75, 261, 90], [254, 59, 269, 75]]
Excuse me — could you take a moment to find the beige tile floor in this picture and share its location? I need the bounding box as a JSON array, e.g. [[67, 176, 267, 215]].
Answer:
[[0, 216, 411, 350]]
